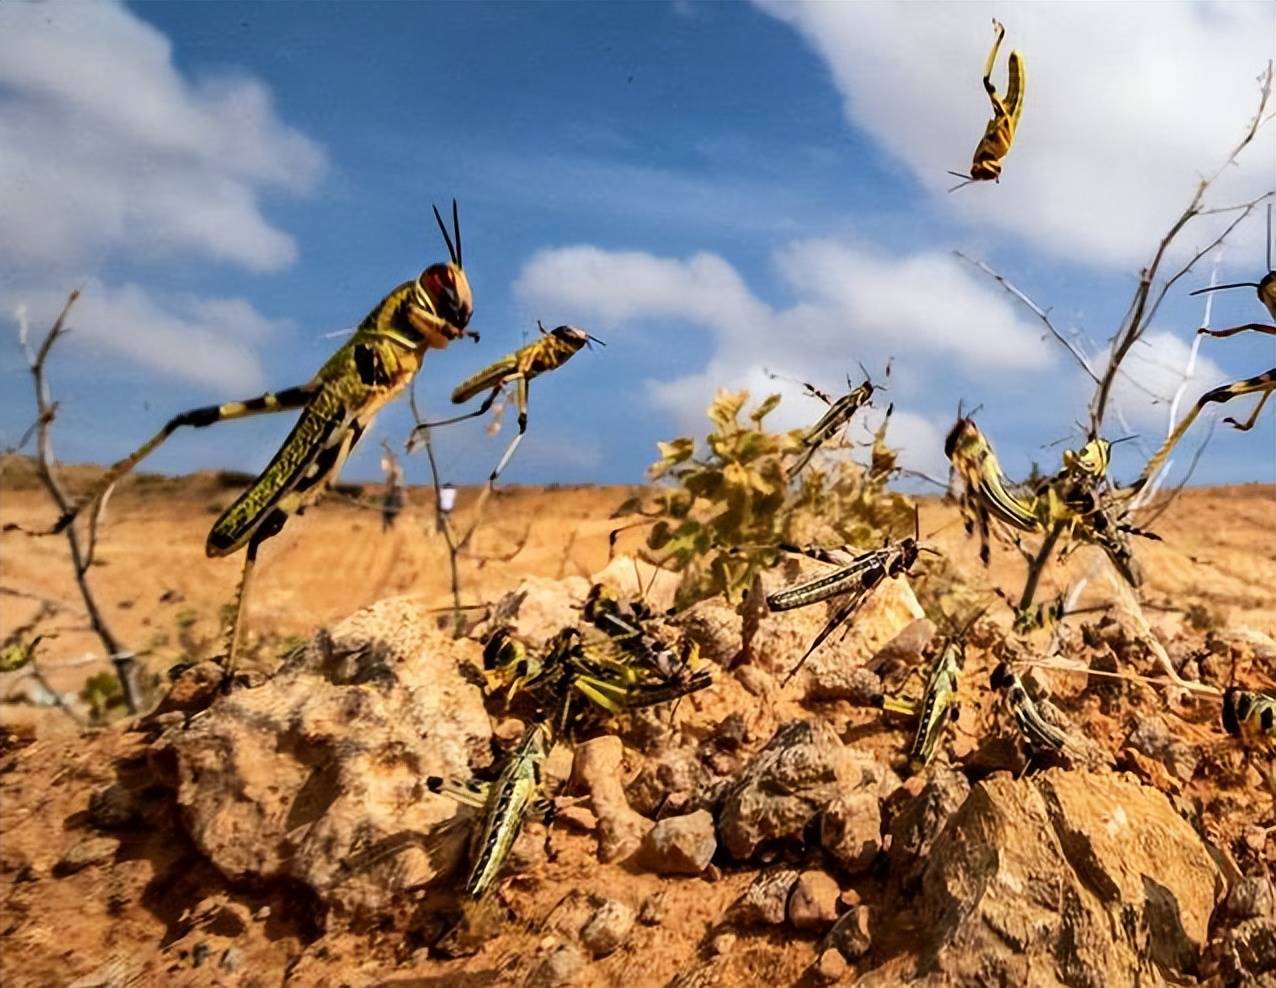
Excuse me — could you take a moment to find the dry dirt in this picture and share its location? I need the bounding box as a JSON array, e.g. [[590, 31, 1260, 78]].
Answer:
[[0, 463, 1274, 987]]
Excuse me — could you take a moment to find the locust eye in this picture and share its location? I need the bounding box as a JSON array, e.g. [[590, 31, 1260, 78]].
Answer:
[[551, 325, 591, 346]]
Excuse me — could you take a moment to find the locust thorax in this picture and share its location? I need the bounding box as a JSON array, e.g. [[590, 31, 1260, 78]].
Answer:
[[411, 263, 474, 345]]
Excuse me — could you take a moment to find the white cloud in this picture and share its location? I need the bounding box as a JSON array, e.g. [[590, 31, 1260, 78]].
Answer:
[[754, 1, 1274, 268], [12, 281, 280, 393], [0, 0, 325, 273], [516, 240, 1052, 476]]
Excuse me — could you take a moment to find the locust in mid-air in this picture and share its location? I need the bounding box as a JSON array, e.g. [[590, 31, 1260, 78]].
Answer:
[[786, 369, 883, 478], [412, 321, 603, 504], [949, 18, 1026, 191], [45, 202, 477, 682]]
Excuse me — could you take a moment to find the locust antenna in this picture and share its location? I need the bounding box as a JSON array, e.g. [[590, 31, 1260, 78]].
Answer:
[[453, 198, 463, 269], [433, 203, 459, 267], [1189, 282, 1260, 296]]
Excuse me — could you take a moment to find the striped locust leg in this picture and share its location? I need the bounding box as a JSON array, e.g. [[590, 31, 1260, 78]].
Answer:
[[50, 385, 316, 534]]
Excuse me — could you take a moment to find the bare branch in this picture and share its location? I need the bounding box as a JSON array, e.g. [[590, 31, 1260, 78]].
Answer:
[[15, 290, 138, 713], [1090, 63, 1274, 431], [409, 385, 466, 636], [954, 251, 1100, 383]]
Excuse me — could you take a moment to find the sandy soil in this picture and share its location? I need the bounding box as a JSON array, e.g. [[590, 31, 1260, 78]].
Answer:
[[0, 463, 1274, 987]]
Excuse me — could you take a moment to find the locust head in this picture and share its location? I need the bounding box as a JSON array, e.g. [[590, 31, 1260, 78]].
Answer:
[[970, 157, 1002, 182], [542, 322, 605, 352], [413, 263, 474, 342], [408, 200, 476, 347]]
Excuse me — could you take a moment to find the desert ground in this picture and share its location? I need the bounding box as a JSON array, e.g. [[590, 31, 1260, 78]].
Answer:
[[0, 462, 1274, 986]]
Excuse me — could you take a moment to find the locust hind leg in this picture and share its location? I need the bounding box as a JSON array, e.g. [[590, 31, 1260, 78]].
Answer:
[[50, 385, 315, 535], [982, 19, 1007, 99], [1223, 387, 1273, 432], [457, 376, 530, 549], [222, 508, 289, 690], [781, 593, 869, 687]]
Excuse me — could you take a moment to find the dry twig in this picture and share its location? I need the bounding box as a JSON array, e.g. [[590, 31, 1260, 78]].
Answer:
[[11, 291, 138, 713]]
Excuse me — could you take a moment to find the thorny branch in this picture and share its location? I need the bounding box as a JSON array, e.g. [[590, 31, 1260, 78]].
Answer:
[[1090, 63, 1274, 432], [954, 251, 1100, 383], [14, 291, 138, 714]]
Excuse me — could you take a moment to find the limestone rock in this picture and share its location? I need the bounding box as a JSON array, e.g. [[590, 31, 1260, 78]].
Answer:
[[719, 719, 876, 860], [913, 769, 1223, 986], [788, 870, 841, 931], [678, 597, 743, 667], [572, 735, 651, 863], [732, 869, 798, 926], [637, 810, 716, 875], [821, 792, 882, 875], [579, 898, 635, 957], [528, 943, 587, 988], [150, 597, 492, 923]]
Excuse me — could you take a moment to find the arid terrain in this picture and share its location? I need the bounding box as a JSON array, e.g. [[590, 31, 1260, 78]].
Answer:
[[0, 464, 1274, 987]]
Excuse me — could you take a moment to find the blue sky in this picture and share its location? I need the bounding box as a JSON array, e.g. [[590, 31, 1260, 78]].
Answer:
[[1, 0, 1273, 489]]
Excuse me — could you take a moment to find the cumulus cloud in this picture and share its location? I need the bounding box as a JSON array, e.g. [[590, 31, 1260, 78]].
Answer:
[[0, 2, 324, 396], [516, 240, 1052, 476], [0, 0, 325, 273], [13, 281, 283, 393], [754, 1, 1274, 268]]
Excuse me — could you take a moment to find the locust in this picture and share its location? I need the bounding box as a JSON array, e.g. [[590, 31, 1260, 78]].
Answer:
[[427, 718, 557, 899], [786, 369, 882, 477], [767, 515, 934, 685], [1223, 688, 1276, 753], [38, 202, 475, 682], [483, 623, 709, 728], [989, 661, 1071, 760], [412, 321, 603, 500], [945, 416, 1040, 564], [948, 19, 1026, 192], [881, 638, 964, 772], [1039, 434, 1157, 587]]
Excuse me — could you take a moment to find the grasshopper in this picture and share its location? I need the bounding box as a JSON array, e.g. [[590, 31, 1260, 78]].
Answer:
[[945, 416, 1040, 564], [767, 514, 934, 685], [41, 202, 476, 681], [881, 638, 964, 772], [484, 623, 709, 727], [413, 321, 603, 498], [427, 718, 557, 899], [1223, 688, 1276, 752], [786, 369, 883, 478], [989, 661, 1071, 759], [948, 19, 1026, 192]]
